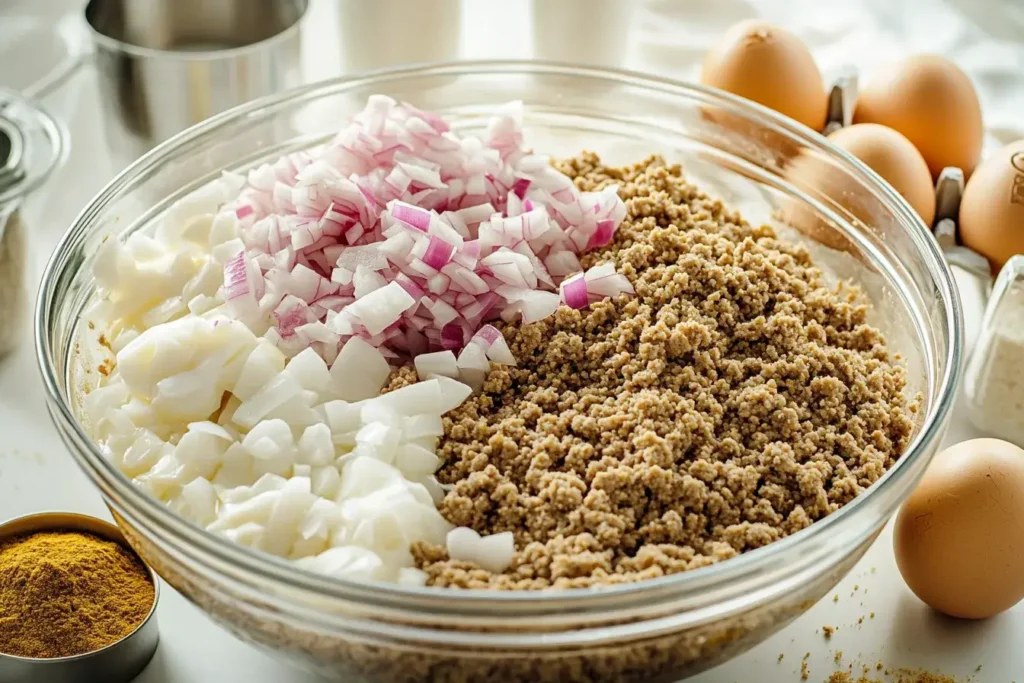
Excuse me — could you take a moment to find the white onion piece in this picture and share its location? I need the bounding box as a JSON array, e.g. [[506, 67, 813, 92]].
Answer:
[[296, 546, 385, 580], [85, 382, 130, 426], [413, 350, 459, 380], [186, 420, 234, 441], [263, 476, 315, 556], [395, 443, 440, 477], [242, 419, 294, 459], [298, 423, 334, 466], [233, 341, 286, 401], [170, 477, 219, 526], [456, 342, 489, 393], [330, 337, 390, 402], [372, 379, 445, 415], [175, 426, 229, 479], [310, 465, 342, 499], [285, 347, 333, 395], [403, 414, 444, 439], [446, 527, 515, 573], [397, 567, 429, 587], [233, 372, 305, 429], [435, 376, 473, 414], [345, 281, 415, 336]]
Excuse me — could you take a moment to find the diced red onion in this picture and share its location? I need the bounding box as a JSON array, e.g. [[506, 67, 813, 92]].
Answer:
[[422, 297, 459, 327], [512, 178, 531, 199], [560, 274, 588, 309], [470, 324, 517, 366], [394, 272, 425, 299], [391, 200, 430, 231], [211, 97, 633, 364], [423, 235, 455, 270], [223, 251, 250, 300], [440, 323, 463, 350], [587, 219, 616, 249]]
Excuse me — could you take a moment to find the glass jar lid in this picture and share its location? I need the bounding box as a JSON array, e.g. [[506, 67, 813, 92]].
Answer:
[[0, 88, 66, 207]]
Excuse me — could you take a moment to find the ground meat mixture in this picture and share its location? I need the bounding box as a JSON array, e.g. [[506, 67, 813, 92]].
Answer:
[[409, 153, 916, 589]]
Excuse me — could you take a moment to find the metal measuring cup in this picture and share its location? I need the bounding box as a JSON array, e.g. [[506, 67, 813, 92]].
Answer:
[[84, 0, 308, 164], [0, 512, 161, 683]]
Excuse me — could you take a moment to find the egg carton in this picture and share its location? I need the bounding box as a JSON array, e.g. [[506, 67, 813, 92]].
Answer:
[[824, 73, 991, 279]]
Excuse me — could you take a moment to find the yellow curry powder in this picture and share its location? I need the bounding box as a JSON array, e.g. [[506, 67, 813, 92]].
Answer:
[[0, 530, 155, 658]]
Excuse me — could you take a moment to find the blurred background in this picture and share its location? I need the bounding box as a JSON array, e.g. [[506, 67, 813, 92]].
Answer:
[[6, 0, 1024, 174]]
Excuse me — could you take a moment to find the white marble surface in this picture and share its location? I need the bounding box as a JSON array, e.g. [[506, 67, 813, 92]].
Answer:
[[0, 0, 1019, 680]]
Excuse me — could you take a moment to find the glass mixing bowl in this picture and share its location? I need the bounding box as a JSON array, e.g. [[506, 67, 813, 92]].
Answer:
[[36, 62, 961, 682]]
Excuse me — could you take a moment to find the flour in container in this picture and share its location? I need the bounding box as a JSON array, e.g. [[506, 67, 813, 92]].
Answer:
[[965, 255, 1024, 445]]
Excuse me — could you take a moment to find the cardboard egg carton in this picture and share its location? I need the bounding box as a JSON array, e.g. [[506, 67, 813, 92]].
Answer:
[[825, 73, 991, 279]]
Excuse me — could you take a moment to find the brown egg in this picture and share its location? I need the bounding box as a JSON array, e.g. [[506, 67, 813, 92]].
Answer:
[[894, 438, 1024, 619], [854, 54, 983, 179], [701, 20, 828, 131], [959, 139, 1024, 272], [780, 146, 862, 255], [827, 124, 936, 226]]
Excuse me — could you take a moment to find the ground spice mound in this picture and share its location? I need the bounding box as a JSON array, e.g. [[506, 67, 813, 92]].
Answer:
[[411, 153, 916, 589], [0, 530, 155, 658]]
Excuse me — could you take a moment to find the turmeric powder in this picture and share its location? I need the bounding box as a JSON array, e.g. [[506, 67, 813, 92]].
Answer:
[[0, 530, 155, 658]]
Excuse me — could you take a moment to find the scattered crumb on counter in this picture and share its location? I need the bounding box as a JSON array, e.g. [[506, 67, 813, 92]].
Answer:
[[822, 664, 965, 683], [827, 674, 852, 683], [823, 625, 836, 639]]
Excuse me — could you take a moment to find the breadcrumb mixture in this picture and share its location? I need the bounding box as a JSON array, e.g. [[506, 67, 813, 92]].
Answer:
[[409, 153, 916, 589]]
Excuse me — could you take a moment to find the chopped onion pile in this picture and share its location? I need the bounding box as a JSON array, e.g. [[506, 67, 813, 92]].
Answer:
[[84, 96, 637, 584], [87, 318, 494, 583], [107, 95, 629, 363]]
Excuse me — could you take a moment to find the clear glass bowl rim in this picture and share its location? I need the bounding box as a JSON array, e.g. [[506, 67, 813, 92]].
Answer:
[[35, 60, 962, 615], [0, 86, 68, 207]]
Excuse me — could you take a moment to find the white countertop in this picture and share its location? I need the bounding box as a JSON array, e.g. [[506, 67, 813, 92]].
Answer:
[[1, 0, 1021, 681]]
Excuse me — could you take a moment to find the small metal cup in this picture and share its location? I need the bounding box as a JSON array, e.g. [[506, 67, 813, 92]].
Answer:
[[0, 512, 160, 683], [85, 0, 308, 163]]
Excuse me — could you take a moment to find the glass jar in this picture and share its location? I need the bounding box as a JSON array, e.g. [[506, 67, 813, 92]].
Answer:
[[0, 88, 65, 357], [965, 255, 1024, 445]]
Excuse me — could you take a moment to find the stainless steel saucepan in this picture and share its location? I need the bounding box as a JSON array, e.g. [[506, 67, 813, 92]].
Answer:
[[84, 0, 307, 162]]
